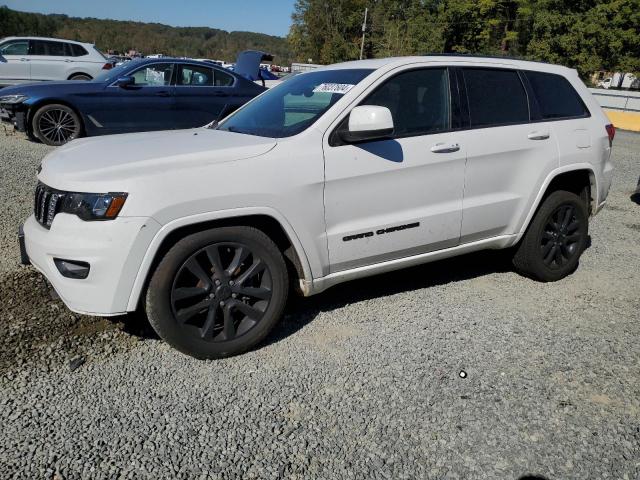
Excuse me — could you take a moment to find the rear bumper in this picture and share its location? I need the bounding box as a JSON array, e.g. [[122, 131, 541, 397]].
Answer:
[[23, 213, 161, 316]]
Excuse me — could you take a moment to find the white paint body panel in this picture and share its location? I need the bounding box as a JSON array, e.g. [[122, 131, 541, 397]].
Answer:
[[23, 55, 613, 315]]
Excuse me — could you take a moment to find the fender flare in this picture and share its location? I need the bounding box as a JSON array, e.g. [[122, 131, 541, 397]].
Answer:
[[514, 163, 598, 244], [125, 206, 314, 311]]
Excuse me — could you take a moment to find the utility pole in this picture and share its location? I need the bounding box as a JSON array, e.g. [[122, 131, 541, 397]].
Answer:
[[359, 7, 368, 60]]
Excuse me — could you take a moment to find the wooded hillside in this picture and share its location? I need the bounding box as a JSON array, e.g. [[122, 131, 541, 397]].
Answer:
[[0, 6, 293, 63]]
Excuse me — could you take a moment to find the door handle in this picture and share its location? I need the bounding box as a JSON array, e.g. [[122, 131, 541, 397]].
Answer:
[[155, 91, 171, 97], [64, 59, 73, 63], [528, 131, 550, 140], [430, 142, 460, 153], [20, 58, 29, 62]]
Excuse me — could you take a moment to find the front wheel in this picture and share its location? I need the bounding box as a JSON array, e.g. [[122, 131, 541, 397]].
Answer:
[[513, 190, 589, 282], [146, 227, 289, 359], [32, 104, 82, 146]]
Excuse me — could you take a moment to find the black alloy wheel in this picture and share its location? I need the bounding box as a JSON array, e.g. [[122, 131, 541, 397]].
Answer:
[[540, 204, 582, 269], [146, 227, 289, 359], [170, 242, 272, 342], [32, 104, 82, 146], [513, 190, 588, 282]]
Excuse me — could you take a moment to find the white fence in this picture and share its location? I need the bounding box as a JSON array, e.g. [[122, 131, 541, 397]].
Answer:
[[589, 88, 640, 113]]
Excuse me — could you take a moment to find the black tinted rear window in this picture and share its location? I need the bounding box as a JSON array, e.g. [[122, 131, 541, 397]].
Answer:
[[32, 40, 66, 56], [525, 71, 589, 119], [463, 68, 529, 128], [70, 44, 88, 57]]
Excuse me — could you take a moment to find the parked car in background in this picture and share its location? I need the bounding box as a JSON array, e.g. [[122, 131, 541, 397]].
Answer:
[[0, 37, 113, 86], [20, 55, 614, 359], [0, 55, 267, 145]]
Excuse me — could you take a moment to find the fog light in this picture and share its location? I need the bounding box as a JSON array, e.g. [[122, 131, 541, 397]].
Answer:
[[54, 258, 90, 279]]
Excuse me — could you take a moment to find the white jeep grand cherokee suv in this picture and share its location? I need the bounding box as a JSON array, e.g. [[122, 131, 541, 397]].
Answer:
[[0, 36, 111, 85], [21, 55, 615, 359]]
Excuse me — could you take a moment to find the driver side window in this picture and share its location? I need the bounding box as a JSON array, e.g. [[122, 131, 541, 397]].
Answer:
[[361, 68, 451, 137], [131, 63, 174, 86]]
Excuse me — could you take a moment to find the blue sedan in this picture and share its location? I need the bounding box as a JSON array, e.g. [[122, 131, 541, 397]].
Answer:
[[0, 56, 266, 145]]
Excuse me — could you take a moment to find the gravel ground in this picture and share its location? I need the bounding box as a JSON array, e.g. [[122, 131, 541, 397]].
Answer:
[[1, 128, 639, 480]]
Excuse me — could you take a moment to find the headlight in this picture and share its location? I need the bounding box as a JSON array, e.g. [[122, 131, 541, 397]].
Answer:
[[61, 192, 128, 220], [0, 94, 28, 104]]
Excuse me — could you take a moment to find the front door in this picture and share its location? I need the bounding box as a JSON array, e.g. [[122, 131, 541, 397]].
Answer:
[[0, 39, 31, 84], [90, 63, 176, 134], [323, 67, 466, 273]]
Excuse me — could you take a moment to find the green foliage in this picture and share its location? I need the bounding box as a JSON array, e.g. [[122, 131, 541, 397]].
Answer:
[[288, 0, 640, 78], [0, 6, 292, 63]]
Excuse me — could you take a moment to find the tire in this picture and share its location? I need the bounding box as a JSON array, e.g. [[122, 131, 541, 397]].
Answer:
[[513, 190, 589, 282], [32, 104, 82, 146], [69, 73, 92, 81], [146, 226, 289, 359]]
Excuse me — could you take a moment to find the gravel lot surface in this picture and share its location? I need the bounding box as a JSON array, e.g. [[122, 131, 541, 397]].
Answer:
[[1, 129, 639, 479]]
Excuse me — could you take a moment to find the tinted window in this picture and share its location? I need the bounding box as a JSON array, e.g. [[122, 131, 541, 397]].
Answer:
[[217, 69, 373, 138], [130, 63, 173, 86], [178, 65, 213, 86], [0, 40, 29, 55], [214, 68, 234, 87], [525, 71, 588, 119], [32, 40, 67, 56], [70, 44, 88, 57], [463, 68, 529, 127], [362, 68, 450, 136]]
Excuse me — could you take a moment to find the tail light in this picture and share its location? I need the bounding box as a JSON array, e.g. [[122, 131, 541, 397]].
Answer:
[[605, 124, 615, 147], [102, 62, 114, 70]]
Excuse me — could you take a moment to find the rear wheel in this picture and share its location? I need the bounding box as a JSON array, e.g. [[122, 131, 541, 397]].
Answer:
[[513, 190, 589, 281], [69, 73, 92, 81], [146, 227, 289, 359], [32, 104, 82, 146]]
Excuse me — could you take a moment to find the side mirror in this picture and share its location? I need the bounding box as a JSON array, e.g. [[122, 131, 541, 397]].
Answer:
[[339, 105, 394, 143], [115, 75, 135, 88]]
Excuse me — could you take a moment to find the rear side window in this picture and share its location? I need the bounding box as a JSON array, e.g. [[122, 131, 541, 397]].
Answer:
[[178, 65, 213, 86], [70, 44, 88, 57], [463, 68, 529, 128], [213, 69, 234, 87], [362, 68, 451, 136], [32, 40, 67, 56], [525, 71, 589, 119]]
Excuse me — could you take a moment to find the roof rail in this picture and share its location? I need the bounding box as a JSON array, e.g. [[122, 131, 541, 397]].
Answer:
[[421, 52, 554, 66]]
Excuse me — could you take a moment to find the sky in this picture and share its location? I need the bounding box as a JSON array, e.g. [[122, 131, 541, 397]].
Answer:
[[3, 0, 297, 37]]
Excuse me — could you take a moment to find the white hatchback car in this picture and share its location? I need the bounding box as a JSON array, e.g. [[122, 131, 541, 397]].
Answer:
[[0, 36, 112, 86], [21, 55, 615, 359]]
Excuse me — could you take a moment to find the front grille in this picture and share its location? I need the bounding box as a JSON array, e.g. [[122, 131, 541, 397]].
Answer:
[[34, 183, 65, 229]]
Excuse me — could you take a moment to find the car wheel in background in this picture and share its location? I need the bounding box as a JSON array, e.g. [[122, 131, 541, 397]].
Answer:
[[69, 73, 92, 81], [146, 227, 289, 359], [32, 104, 82, 146], [513, 190, 589, 282]]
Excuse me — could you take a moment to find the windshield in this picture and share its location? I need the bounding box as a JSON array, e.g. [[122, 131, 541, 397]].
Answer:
[[216, 68, 373, 138]]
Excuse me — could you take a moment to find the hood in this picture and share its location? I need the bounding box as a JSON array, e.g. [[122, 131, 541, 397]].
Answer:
[[39, 128, 276, 190], [0, 80, 105, 98]]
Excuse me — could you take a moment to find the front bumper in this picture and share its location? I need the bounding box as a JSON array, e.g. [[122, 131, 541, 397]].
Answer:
[[23, 213, 161, 316], [0, 103, 27, 132]]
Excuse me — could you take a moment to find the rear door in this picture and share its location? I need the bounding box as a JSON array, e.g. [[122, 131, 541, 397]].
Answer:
[[458, 66, 559, 242], [173, 63, 237, 128], [0, 39, 31, 84], [29, 40, 72, 81], [89, 62, 176, 134], [323, 66, 466, 272]]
